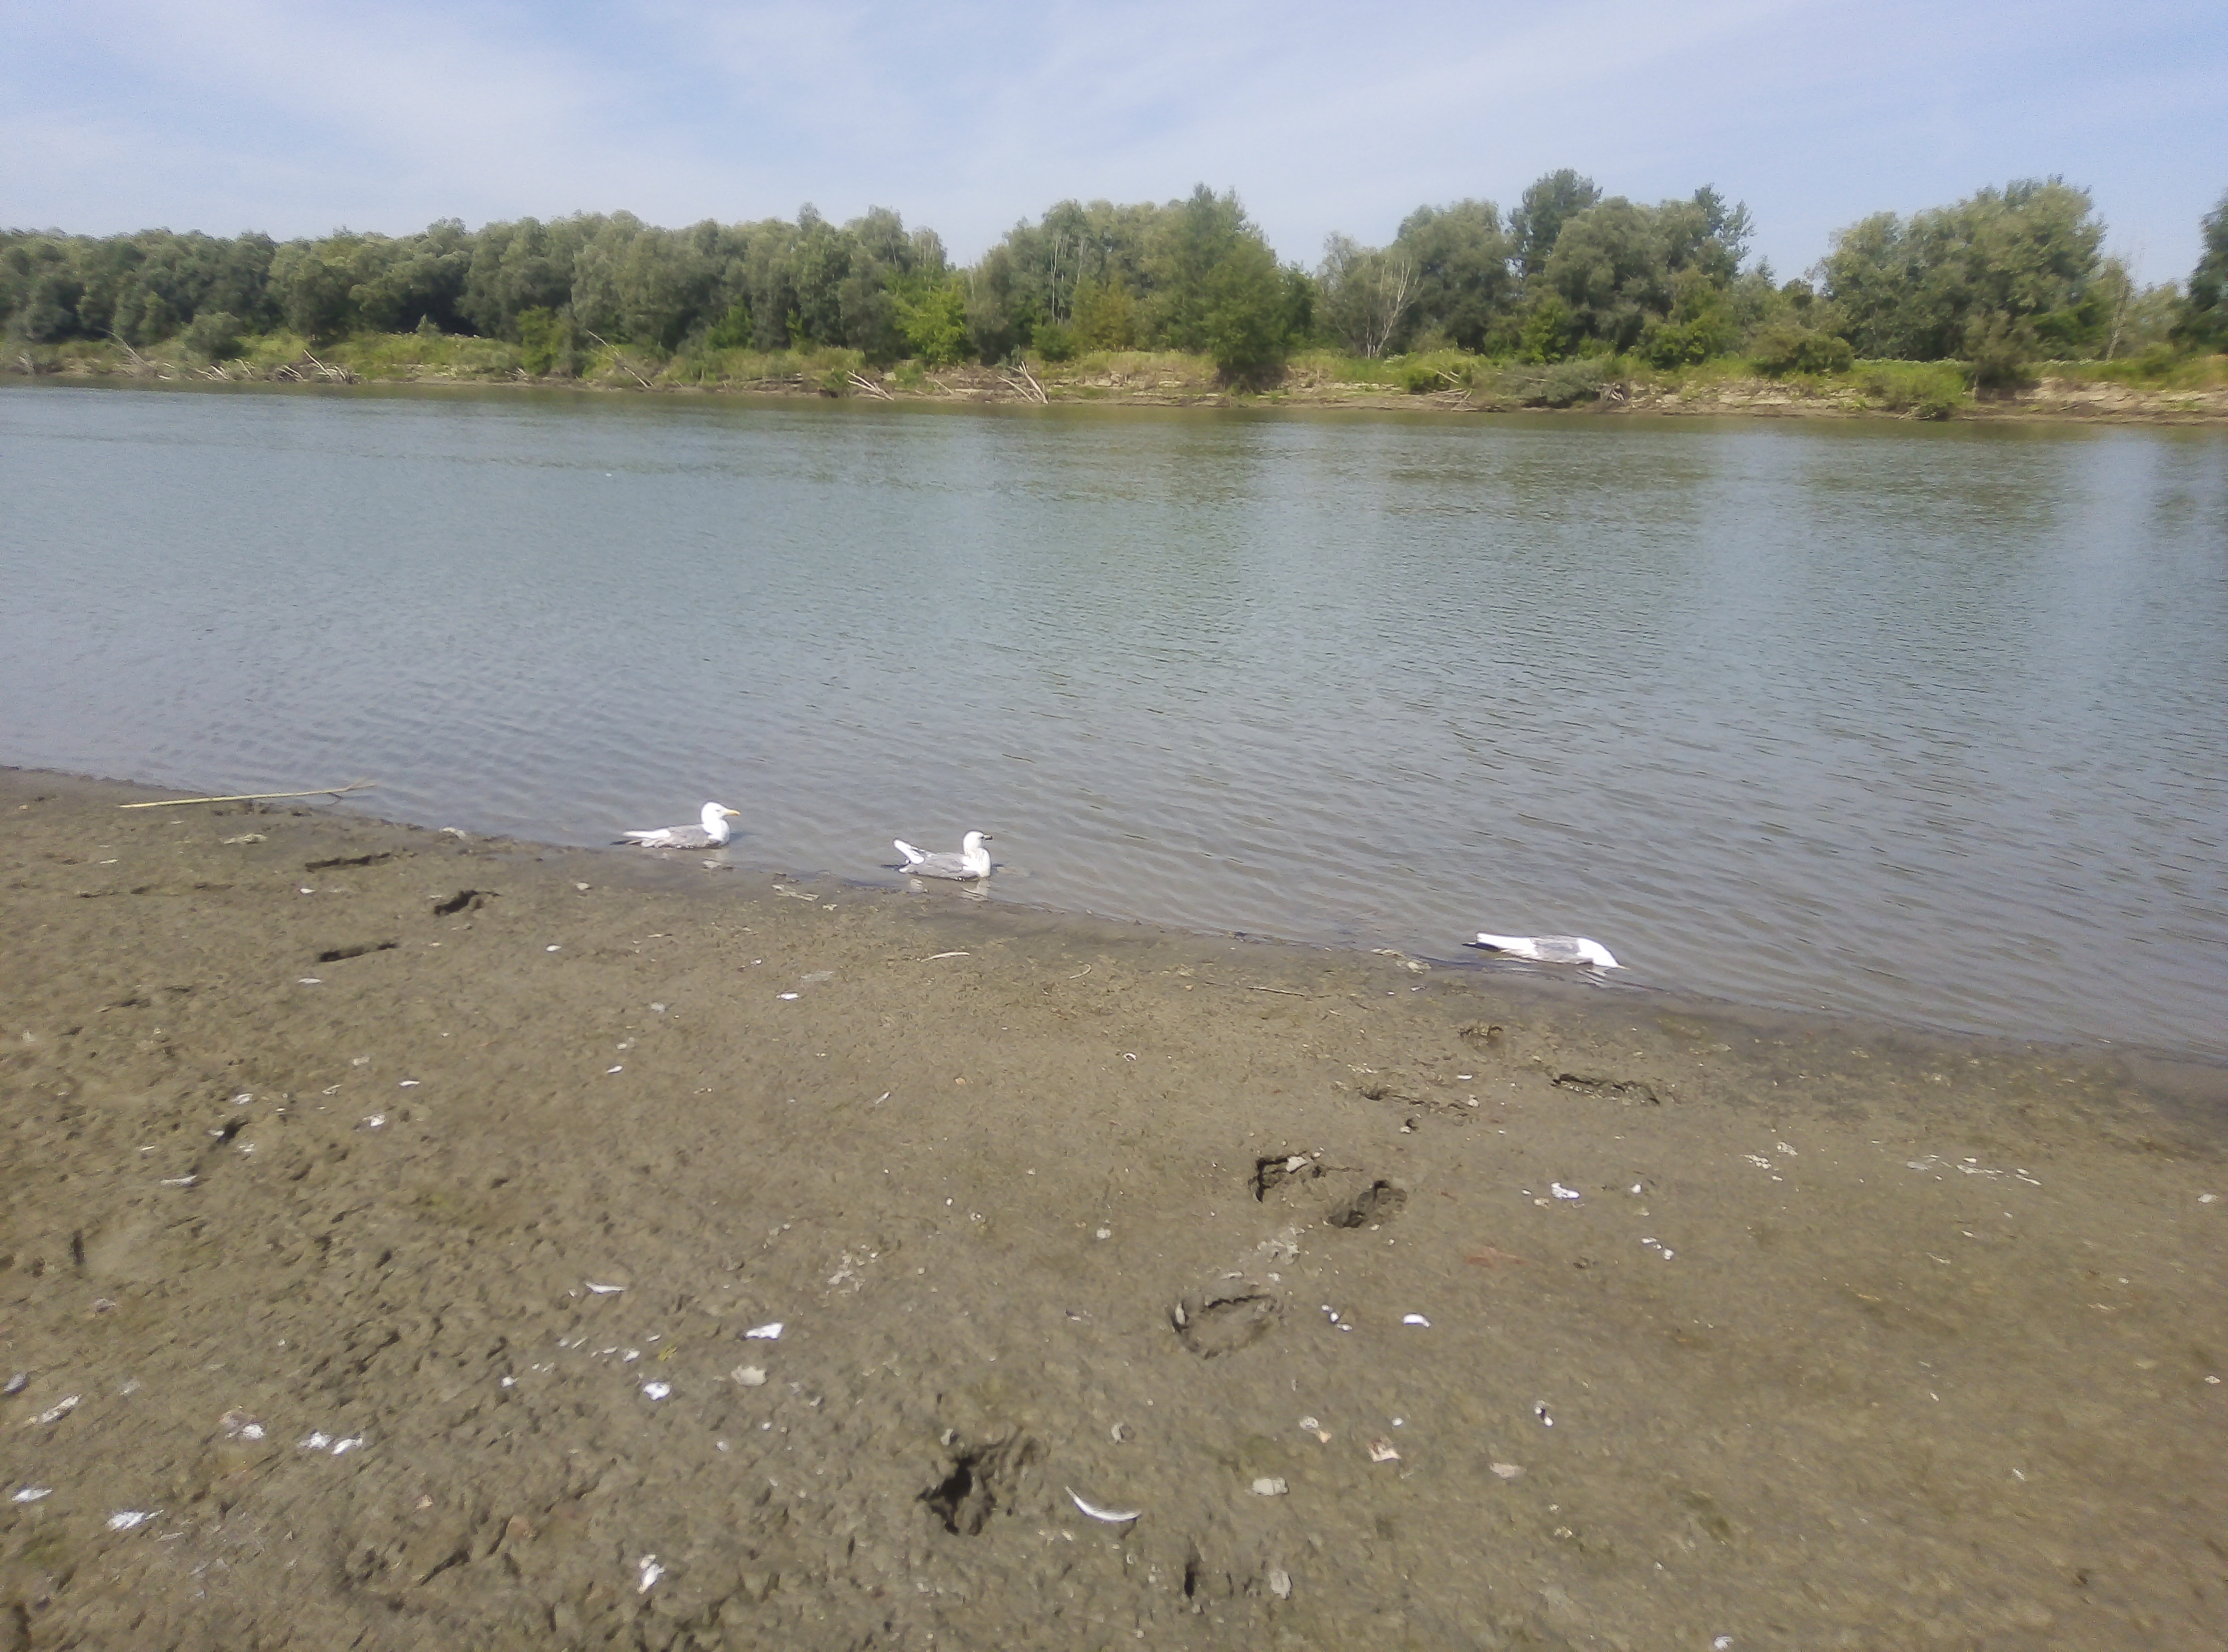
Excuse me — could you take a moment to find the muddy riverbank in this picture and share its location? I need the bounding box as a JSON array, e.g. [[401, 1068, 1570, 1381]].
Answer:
[[2, 769, 2223, 1649]]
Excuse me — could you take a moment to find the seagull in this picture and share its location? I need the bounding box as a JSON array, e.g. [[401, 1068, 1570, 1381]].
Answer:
[[894, 831, 993, 881], [1466, 932, 1621, 969], [617, 802, 740, 850]]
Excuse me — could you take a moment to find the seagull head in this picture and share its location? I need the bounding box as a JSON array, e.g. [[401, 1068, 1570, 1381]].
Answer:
[[700, 802, 741, 829], [962, 831, 992, 850]]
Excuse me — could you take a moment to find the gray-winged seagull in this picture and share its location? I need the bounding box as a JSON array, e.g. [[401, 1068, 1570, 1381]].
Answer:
[[1466, 932, 1620, 968], [618, 802, 740, 850], [894, 831, 993, 881]]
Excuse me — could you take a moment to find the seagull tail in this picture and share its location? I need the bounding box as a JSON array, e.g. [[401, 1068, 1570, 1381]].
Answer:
[[894, 839, 926, 865]]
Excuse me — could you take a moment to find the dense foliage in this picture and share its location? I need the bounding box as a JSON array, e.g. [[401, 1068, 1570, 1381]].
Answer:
[[5, 173, 2220, 383]]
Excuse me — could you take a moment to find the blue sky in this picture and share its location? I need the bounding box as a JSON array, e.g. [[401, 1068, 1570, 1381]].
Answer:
[[4, 0, 2223, 284]]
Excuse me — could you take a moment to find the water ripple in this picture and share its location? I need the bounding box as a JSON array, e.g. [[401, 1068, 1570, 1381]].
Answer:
[[5, 385, 2225, 1062]]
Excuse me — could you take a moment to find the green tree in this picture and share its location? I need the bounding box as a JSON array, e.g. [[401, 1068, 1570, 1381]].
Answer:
[[1316, 234, 1413, 357], [1543, 197, 1667, 349], [1390, 200, 1516, 352], [893, 273, 968, 364], [1820, 178, 2106, 363], [1519, 294, 1576, 363], [460, 215, 596, 340], [1148, 185, 1290, 381], [1511, 169, 1601, 280], [266, 239, 357, 339], [2176, 190, 2228, 351], [1070, 273, 1137, 349]]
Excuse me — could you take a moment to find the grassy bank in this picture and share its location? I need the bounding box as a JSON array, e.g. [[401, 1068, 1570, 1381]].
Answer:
[[10, 330, 2228, 423]]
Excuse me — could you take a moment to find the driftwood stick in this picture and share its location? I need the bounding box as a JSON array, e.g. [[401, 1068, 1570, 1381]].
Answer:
[[581, 331, 655, 391], [1196, 977, 1315, 998], [121, 780, 377, 810], [846, 371, 893, 400]]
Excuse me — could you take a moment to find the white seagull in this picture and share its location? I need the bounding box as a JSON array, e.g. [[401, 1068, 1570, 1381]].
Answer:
[[894, 831, 994, 881], [1466, 932, 1621, 969], [618, 802, 740, 850]]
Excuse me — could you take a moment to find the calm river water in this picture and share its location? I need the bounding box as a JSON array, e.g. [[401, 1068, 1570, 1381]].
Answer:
[[4, 383, 2224, 1062]]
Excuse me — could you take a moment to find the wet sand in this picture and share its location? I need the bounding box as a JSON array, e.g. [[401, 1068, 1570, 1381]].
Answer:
[[2, 769, 2223, 1650]]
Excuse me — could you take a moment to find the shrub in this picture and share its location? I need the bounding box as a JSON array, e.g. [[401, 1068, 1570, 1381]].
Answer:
[[1852, 361, 1966, 418], [180, 310, 243, 360], [1488, 358, 1608, 407], [1750, 324, 1854, 378], [1964, 314, 2036, 390], [1031, 319, 1077, 362], [516, 307, 579, 376], [706, 302, 753, 351], [1396, 349, 1473, 393]]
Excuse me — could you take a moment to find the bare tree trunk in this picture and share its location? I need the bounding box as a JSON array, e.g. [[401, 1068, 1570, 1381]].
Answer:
[[1361, 257, 1417, 359]]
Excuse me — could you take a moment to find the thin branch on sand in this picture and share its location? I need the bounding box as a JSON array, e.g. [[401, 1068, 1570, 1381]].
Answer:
[[120, 780, 376, 810]]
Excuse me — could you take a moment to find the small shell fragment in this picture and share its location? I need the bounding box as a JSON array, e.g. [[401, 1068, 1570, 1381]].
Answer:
[[12, 1488, 51, 1504], [1490, 1462, 1524, 1479], [1550, 1183, 1580, 1200], [585, 1282, 626, 1295], [731, 1366, 767, 1387], [1367, 1439, 1400, 1463], [1250, 1477, 1288, 1496], [107, 1511, 158, 1531], [29, 1395, 80, 1425], [744, 1322, 784, 1341], [1403, 1314, 1431, 1327], [1267, 1566, 1292, 1599], [637, 1555, 663, 1593], [641, 1381, 671, 1400], [1066, 1486, 1141, 1523]]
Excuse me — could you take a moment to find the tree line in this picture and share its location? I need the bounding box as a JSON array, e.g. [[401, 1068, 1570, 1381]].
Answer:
[[5, 175, 2224, 383]]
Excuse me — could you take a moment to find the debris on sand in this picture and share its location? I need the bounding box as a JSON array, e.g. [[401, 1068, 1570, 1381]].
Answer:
[[1066, 1487, 1140, 1523]]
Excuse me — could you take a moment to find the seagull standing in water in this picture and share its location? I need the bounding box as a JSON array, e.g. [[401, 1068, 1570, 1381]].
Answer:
[[894, 831, 993, 881], [617, 802, 741, 850], [1467, 932, 1621, 969]]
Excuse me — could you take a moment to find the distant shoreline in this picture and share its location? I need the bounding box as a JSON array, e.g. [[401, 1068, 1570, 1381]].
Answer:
[[10, 341, 2227, 426]]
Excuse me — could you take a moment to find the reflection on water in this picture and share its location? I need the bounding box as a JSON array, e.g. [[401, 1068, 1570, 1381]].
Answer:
[[3, 383, 2224, 1061]]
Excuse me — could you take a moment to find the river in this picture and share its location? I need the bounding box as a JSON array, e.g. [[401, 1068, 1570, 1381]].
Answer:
[[4, 381, 2223, 1062]]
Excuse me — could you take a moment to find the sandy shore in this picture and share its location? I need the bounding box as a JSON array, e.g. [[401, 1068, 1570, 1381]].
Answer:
[[14, 358, 2228, 426], [2, 769, 2223, 1650]]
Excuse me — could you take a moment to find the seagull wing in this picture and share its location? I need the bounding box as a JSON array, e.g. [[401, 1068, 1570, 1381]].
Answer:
[[909, 852, 977, 879], [622, 823, 714, 849]]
